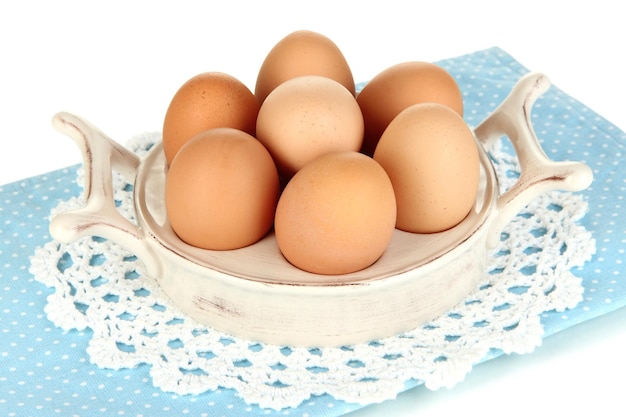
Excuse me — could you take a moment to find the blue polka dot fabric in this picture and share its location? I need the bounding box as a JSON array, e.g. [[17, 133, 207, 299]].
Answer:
[[1, 47, 624, 416]]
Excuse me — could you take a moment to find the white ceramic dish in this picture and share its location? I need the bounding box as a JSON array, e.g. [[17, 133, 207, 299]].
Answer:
[[49, 72, 592, 347]]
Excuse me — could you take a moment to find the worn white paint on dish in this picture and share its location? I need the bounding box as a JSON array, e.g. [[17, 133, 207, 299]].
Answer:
[[49, 72, 593, 347]]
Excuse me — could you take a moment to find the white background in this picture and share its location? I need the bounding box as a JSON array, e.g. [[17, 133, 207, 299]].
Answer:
[[2, 1, 624, 416]]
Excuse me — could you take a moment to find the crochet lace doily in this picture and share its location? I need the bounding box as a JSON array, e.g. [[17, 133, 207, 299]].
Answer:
[[30, 132, 595, 410]]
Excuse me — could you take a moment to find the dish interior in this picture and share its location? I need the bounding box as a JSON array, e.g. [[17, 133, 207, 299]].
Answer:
[[135, 141, 496, 285]]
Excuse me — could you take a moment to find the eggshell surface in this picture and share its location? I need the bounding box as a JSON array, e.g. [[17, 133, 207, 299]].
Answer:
[[357, 61, 464, 156], [274, 151, 396, 275], [162, 72, 260, 165], [255, 30, 356, 103], [165, 128, 279, 250], [373, 103, 479, 234], [256, 75, 364, 178]]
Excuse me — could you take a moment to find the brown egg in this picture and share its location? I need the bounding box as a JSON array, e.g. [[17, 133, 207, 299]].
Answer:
[[274, 151, 396, 275], [357, 61, 464, 156], [373, 103, 479, 234], [165, 128, 279, 250], [162, 72, 260, 165], [256, 75, 364, 178], [255, 30, 355, 103]]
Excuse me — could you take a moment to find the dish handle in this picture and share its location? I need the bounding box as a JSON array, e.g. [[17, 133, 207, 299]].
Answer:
[[49, 111, 162, 277], [473, 72, 593, 248]]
